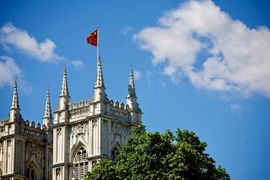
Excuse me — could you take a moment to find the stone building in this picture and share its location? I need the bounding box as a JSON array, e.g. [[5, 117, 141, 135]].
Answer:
[[0, 80, 53, 180], [0, 56, 142, 180]]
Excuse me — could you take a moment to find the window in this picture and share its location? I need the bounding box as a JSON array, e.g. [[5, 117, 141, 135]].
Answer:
[[73, 147, 88, 180], [111, 146, 120, 163], [31, 169, 35, 180], [26, 166, 35, 180]]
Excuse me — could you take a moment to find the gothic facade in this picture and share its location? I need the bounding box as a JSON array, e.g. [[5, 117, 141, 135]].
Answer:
[[0, 80, 53, 180], [0, 56, 142, 180]]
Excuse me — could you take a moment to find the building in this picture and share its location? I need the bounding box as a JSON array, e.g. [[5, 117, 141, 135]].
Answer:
[[0, 81, 53, 180], [0, 55, 142, 180]]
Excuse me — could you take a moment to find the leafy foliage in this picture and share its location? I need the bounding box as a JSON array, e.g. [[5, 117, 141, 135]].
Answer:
[[85, 125, 229, 180]]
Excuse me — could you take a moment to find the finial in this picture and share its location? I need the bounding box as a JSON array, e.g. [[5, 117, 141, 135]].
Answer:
[[63, 64, 67, 75]]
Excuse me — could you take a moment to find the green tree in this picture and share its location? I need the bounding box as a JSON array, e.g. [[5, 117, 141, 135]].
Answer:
[[85, 125, 229, 180]]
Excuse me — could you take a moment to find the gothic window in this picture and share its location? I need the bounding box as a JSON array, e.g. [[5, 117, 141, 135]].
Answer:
[[111, 146, 120, 163], [26, 166, 35, 180], [73, 147, 88, 180]]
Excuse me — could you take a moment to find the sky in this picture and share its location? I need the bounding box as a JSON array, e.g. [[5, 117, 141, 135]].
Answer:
[[0, 0, 270, 179]]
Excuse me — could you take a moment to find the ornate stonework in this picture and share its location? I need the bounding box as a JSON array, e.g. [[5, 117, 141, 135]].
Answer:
[[0, 57, 142, 180]]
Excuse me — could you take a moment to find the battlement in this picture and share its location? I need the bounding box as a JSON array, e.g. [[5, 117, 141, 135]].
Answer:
[[69, 99, 91, 110], [106, 99, 130, 122], [0, 118, 47, 139], [23, 120, 47, 140], [67, 98, 131, 123]]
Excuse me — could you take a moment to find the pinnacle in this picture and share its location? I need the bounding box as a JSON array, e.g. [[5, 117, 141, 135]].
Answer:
[[44, 88, 52, 119], [92, 54, 108, 102], [10, 79, 20, 110], [60, 65, 69, 97], [129, 65, 135, 89], [127, 65, 136, 98], [95, 55, 105, 88]]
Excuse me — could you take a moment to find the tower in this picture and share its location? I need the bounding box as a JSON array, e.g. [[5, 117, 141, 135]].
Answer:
[[0, 81, 53, 179], [53, 66, 71, 179], [52, 57, 142, 179]]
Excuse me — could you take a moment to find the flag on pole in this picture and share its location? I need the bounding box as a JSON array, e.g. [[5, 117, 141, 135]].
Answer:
[[87, 29, 98, 46]]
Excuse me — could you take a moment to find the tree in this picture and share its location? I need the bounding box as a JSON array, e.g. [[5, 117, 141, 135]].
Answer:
[[85, 125, 230, 180]]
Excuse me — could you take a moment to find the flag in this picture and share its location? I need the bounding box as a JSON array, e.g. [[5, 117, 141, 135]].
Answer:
[[87, 29, 98, 46]]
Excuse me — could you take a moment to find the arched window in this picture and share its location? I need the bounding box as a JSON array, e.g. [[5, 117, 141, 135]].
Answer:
[[26, 166, 35, 180], [111, 146, 120, 163], [73, 147, 88, 180]]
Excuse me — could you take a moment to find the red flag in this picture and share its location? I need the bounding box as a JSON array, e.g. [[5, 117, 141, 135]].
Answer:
[[87, 29, 98, 46]]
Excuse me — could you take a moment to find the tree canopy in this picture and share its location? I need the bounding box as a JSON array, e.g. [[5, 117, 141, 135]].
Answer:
[[85, 125, 229, 180]]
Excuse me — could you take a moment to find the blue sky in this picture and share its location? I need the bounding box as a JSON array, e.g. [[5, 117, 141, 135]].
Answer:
[[1, 0, 270, 179]]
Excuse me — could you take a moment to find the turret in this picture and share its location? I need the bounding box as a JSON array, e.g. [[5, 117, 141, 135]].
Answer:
[[43, 88, 52, 129], [9, 80, 22, 122], [92, 55, 108, 102]]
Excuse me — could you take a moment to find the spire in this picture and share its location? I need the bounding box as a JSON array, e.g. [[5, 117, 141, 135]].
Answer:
[[126, 65, 139, 111], [43, 88, 52, 128], [127, 65, 136, 98], [130, 65, 134, 87], [9, 79, 21, 122], [60, 65, 69, 97], [92, 55, 108, 102], [95, 55, 105, 88], [126, 65, 141, 123], [59, 66, 70, 110], [10, 79, 20, 110]]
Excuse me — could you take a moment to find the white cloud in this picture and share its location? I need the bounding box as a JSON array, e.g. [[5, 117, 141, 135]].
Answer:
[[0, 23, 63, 62], [0, 56, 32, 93], [134, 1, 270, 97], [70, 60, 84, 69], [230, 104, 242, 113], [0, 56, 21, 87], [0, 23, 85, 70], [134, 70, 142, 81], [121, 26, 134, 35]]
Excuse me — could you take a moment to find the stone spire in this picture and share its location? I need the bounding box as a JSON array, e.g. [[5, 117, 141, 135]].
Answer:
[[128, 65, 136, 97], [11, 79, 19, 109], [60, 65, 69, 97], [59, 66, 70, 110], [43, 88, 52, 128], [9, 79, 21, 122], [126, 65, 139, 111], [92, 55, 108, 102]]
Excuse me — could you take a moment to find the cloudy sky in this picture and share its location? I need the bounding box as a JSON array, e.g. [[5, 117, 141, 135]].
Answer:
[[1, 0, 270, 179]]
